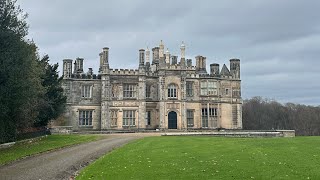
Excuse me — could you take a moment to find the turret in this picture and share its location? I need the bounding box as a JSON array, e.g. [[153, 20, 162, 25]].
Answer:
[[180, 41, 185, 59], [159, 40, 164, 58], [230, 58, 240, 79], [180, 41, 186, 69], [63, 59, 73, 79], [210, 63, 220, 76]]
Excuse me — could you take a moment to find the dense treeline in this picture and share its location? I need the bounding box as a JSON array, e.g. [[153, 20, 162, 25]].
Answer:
[[243, 97, 320, 136], [0, 0, 66, 143]]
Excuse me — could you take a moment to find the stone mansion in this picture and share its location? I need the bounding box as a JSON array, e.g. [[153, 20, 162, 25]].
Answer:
[[62, 41, 242, 130]]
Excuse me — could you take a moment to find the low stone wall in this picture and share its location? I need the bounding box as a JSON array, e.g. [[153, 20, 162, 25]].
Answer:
[[50, 126, 73, 134], [161, 130, 295, 137], [0, 142, 16, 149]]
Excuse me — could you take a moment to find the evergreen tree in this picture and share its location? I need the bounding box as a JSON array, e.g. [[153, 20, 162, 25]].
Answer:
[[35, 55, 66, 127], [0, 0, 44, 143]]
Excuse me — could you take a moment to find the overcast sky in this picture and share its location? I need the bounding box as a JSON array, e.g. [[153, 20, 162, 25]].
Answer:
[[17, 0, 320, 105]]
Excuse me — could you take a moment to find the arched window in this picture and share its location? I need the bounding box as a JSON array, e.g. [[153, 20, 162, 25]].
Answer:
[[168, 84, 177, 98]]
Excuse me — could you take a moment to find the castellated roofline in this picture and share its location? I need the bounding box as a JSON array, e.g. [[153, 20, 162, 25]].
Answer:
[[110, 68, 139, 75]]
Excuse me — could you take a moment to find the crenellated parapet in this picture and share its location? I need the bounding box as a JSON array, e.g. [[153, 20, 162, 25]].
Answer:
[[71, 73, 101, 79], [110, 69, 139, 75]]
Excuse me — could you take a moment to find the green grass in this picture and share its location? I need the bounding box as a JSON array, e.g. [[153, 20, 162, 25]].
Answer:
[[0, 134, 103, 165], [77, 136, 320, 180]]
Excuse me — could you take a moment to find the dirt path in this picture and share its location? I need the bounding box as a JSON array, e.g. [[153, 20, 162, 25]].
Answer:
[[0, 133, 160, 180]]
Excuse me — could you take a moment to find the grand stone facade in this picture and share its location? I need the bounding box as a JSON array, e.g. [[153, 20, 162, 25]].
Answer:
[[62, 41, 242, 130]]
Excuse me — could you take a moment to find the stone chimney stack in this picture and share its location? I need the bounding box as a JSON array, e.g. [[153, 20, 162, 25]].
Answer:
[[75, 57, 84, 73], [101, 47, 110, 73], [171, 56, 178, 65], [165, 48, 170, 64], [102, 47, 109, 64], [139, 49, 145, 66], [99, 52, 103, 73], [152, 47, 159, 64], [88, 68, 93, 75], [145, 47, 150, 63], [63, 59, 73, 79], [73, 60, 77, 74], [196, 56, 207, 73], [230, 58, 240, 79], [210, 63, 220, 76], [187, 59, 192, 67]]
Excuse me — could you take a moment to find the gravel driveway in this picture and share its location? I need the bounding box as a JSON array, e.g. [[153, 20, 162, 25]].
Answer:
[[0, 133, 159, 180]]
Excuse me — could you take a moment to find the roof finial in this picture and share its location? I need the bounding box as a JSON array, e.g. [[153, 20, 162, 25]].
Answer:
[[181, 41, 185, 47]]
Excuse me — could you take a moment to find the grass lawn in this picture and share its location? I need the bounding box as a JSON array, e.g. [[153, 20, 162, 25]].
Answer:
[[0, 134, 104, 165], [77, 136, 320, 180]]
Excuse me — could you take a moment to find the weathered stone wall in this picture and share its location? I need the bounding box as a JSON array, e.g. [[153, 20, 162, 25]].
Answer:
[[61, 44, 243, 131]]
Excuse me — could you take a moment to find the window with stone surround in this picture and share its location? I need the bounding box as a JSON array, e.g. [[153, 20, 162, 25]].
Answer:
[[200, 81, 217, 96], [123, 84, 136, 98], [146, 111, 151, 126], [110, 110, 118, 126], [201, 108, 208, 128], [209, 108, 218, 117], [123, 110, 136, 126], [232, 89, 241, 97], [146, 85, 151, 98], [81, 85, 92, 98], [79, 110, 93, 126], [168, 84, 177, 98], [187, 109, 194, 127], [209, 107, 218, 127], [186, 81, 193, 97]]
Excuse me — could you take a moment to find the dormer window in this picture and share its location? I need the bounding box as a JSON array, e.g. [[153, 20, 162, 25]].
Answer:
[[168, 84, 177, 98]]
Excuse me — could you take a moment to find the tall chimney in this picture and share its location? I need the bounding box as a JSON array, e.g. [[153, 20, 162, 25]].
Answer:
[[102, 47, 109, 64], [171, 56, 178, 65], [76, 57, 84, 73], [146, 47, 150, 63], [210, 63, 220, 76], [187, 59, 192, 67], [152, 47, 159, 64], [139, 49, 145, 66], [165, 48, 170, 64], [63, 59, 73, 79], [230, 58, 240, 79]]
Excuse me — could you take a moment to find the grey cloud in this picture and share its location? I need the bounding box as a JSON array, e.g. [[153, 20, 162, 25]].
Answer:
[[17, 0, 320, 105]]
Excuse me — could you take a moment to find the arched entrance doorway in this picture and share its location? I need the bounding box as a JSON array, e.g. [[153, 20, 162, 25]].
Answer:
[[168, 111, 177, 129]]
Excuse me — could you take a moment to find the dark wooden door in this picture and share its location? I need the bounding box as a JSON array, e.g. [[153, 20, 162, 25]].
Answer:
[[168, 111, 177, 129]]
